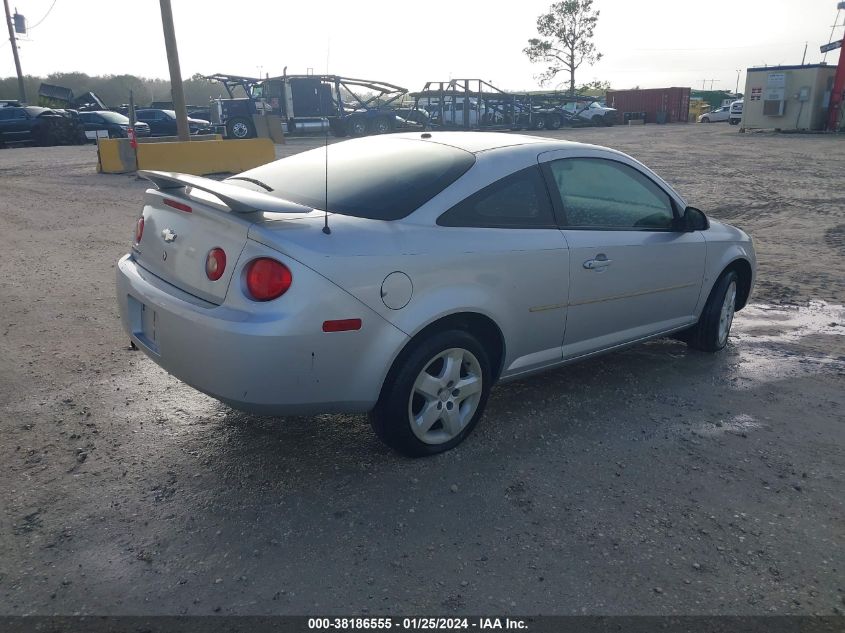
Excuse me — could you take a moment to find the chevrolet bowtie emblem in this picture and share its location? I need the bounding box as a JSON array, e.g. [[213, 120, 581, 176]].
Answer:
[[161, 228, 177, 243]]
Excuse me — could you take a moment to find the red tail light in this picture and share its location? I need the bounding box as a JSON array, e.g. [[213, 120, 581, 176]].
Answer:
[[245, 258, 292, 301], [206, 248, 226, 281], [135, 216, 144, 243], [163, 198, 192, 213]]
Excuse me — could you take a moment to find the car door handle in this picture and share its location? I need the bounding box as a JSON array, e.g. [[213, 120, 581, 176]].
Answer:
[[583, 256, 612, 270]]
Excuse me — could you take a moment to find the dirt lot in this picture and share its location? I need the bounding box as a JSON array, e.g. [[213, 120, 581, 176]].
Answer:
[[0, 125, 843, 617]]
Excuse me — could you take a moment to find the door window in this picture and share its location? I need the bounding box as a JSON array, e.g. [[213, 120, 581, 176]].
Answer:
[[0, 108, 25, 120], [438, 166, 556, 228], [549, 158, 675, 230]]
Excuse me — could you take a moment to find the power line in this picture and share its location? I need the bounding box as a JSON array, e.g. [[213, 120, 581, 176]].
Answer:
[[26, 0, 58, 31], [632, 41, 818, 52]]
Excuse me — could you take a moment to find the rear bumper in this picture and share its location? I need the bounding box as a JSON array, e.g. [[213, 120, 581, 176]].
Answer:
[[116, 253, 408, 415]]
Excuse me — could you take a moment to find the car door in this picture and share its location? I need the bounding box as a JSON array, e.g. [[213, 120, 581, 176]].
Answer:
[[139, 111, 165, 136], [136, 111, 154, 134], [0, 108, 18, 138], [436, 164, 570, 376], [0, 108, 30, 141], [540, 152, 706, 360], [79, 113, 105, 140]]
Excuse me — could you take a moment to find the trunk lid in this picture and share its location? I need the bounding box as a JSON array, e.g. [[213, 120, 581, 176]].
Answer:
[[133, 171, 312, 304]]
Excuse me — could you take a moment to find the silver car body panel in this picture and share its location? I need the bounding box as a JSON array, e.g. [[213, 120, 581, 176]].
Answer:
[[116, 132, 756, 415], [117, 238, 408, 415]]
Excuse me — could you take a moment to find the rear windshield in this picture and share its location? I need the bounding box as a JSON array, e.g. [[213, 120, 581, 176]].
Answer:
[[233, 137, 476, 220]]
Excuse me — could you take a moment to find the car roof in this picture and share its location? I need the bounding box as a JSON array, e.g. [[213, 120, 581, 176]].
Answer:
[[387, 131, 589, 154]]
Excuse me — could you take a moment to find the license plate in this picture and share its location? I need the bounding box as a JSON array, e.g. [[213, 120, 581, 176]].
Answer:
[[127, 295, 160, 354]]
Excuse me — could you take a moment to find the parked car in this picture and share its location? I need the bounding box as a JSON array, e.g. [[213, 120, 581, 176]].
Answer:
[[117, 132, 756, 456], [134, 109, 212, 136], [187, 107, 212, 123], [427, 97, 505, 128], [78, 111, 151, 141], [561, 100, 617, 126], [698, 105, 731, 123], [729, 99, 743, 125], [0, 105, 84, 146]]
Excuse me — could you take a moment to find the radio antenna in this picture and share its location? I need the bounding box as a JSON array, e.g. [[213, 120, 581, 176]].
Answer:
[[322, 132, 331, 234], [321, 73, 331, 235]]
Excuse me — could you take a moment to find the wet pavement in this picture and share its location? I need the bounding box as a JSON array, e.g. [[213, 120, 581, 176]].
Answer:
[[2, 302, 842, 616]]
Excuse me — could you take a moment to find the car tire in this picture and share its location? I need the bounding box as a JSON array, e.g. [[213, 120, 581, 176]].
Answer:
[[545, 114, 562, 130], [700, 117, 710, 123], [684, 270, 739, 352], [370, 116, 395, 134], [226, 117, 255, 139], [530, 116, 547, 131], [370, 330, 492, 457], [348, 116, 368, 137]]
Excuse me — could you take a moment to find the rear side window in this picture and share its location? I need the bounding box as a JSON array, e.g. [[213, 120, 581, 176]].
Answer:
[[438, 166, 556, 228], [234, 138, 476, 220]]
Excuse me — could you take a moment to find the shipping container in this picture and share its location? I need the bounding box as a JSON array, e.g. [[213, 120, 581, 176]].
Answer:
[[605, 87, 691, 124]]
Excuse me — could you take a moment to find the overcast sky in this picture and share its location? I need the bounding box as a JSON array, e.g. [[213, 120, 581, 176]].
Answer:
[[4, 0, 843, 93]]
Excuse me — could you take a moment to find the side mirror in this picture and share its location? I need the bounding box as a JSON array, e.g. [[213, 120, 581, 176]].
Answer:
[[679, 206, 709, 232]]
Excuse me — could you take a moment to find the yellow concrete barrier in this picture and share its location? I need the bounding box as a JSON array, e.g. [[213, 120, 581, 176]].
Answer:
[[97, 138, 276, 176], [137, 138, 275, 175], [97, 138, 136, 173]]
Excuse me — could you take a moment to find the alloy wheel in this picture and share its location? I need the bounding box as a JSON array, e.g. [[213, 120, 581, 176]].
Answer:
[[407, 348, 483, 445], [718, 280, 737, 346]]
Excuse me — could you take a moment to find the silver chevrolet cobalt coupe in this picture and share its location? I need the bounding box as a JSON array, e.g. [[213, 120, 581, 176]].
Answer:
[[117, 132, 755, 456]]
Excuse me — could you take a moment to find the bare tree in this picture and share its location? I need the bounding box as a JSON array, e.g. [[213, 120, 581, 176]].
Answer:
[[524, 0, 602, 95]]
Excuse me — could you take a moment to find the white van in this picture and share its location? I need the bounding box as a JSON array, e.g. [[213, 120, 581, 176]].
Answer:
[[729, 99, 743, 125]]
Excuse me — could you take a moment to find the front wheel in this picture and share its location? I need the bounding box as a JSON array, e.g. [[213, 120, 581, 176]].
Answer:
[[226, 117, 255, 139], [545, 114, 563, 130], [684, 271, 739, 352], [347, 116, 368, 137], [370, 330, 492, 457]]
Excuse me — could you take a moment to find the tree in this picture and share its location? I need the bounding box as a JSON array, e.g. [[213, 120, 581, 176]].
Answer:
[[577, 79, 611, 93], [524, 0, 602, 95]]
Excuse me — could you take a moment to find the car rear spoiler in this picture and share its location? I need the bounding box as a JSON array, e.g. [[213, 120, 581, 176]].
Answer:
[[138, 170, 312, 214]]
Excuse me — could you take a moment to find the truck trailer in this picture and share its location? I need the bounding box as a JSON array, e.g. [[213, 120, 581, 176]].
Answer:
[[204, 72, 423, 138]]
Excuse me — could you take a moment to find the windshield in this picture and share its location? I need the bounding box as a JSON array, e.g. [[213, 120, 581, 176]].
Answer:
[[233, 137, 476, 220], [100, 111, 129, 124]]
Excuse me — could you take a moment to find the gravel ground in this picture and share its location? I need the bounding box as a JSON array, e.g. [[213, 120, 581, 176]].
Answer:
[[0, 125, 843, 616]]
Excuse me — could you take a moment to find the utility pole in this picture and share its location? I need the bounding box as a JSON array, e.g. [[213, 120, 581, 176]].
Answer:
[[735, 70, 741, 94], [3, 0, 25, 102], [158, 0, 189, 141], [801, 41, 808, 65]]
